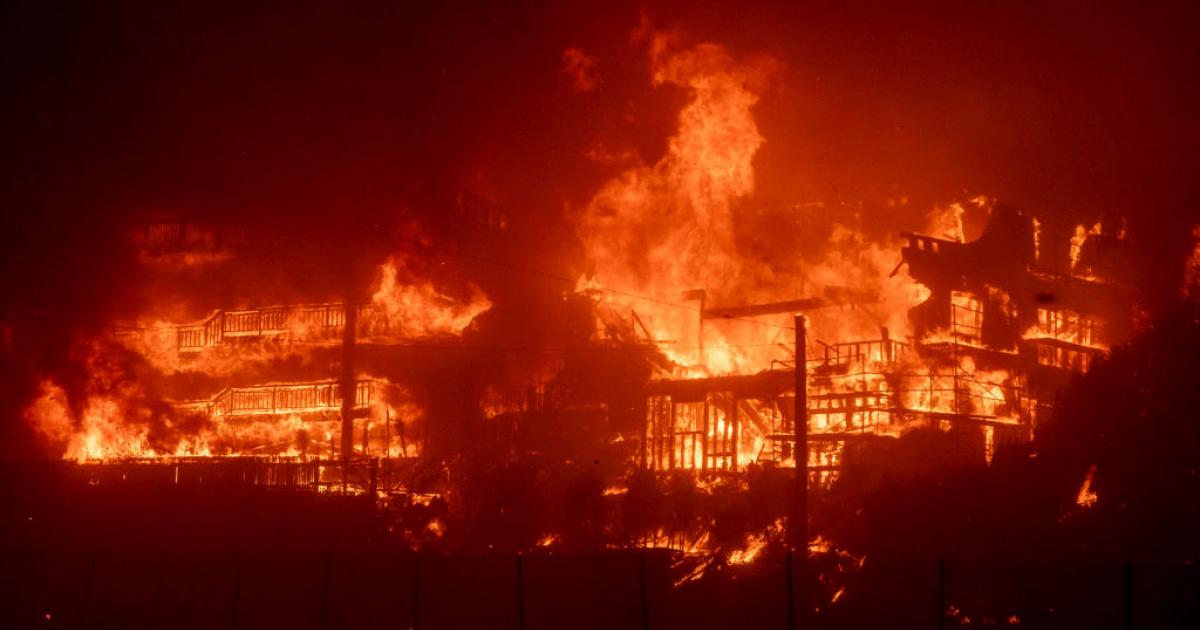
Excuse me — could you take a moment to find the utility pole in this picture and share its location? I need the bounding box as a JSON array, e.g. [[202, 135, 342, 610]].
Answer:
[[792, 314, 808, 626], [792, 314, 808, 548], [340, 302, 358, 492]]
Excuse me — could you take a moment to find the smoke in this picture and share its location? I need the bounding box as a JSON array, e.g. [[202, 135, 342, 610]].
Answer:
[[561, 47, 599, 93]]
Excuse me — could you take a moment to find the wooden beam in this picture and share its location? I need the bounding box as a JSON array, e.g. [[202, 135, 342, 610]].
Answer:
[[702, 298, 826, 320], [702, 287, 875, 320]]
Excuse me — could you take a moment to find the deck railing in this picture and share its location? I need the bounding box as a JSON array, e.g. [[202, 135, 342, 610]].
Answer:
[[177, 379, 378, 418], [175, 303, 359, 352]]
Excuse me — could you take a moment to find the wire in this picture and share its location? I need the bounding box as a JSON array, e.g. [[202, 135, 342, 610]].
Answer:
[[13, 232, 862, 341], [219, 338, 795, 354], [398, 238, 806, 332]]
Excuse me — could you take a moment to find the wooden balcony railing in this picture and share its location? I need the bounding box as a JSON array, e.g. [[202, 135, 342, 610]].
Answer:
[[176, 379, 379, 419], [175, 303, 362, 352]]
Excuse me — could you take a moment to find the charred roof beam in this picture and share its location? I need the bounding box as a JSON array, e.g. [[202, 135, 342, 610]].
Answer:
[[700, 286, 876, 320]]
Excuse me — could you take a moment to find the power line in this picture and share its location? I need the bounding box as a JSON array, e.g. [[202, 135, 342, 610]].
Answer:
[[401, 238, 805, 332], [13, 311, 804, 354], [14, 232, 887, 347]]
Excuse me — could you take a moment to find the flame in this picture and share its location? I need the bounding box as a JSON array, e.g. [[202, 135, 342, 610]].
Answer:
[[25, 380, 157, 462], [1075, 464, 1098, 508], [725, 537, 766, 565], [121, 259, 493, 377], [1068, 221, 1103, 278], [809, 535, 868, 608], [573, 35, 776, 373], [573, 34, 935, 377], [23, 341, 168, 462], [368, 257, 491, 338], [805, 225, 929, 344], [24, 238, 489, 464], [1022, 307, 1104, 351], [25, 351, 422, 462], [727, 517, 783, 565], [119, 315, 335, 378], [925, 195, 989, 243], [926, 201, 967, 243], [1032, 217, 1042, 263]]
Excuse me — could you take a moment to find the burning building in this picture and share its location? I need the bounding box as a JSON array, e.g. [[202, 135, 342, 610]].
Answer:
[[640, 203, 1130, 483], [23, 214, 494, 496], [7, 3, 1200, 627], [18, 29, 1135, 516], [23, 199, 1129, 500]]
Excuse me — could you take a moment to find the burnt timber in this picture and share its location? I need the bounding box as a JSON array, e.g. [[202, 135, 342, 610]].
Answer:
[[641, 206, 1131, 482]]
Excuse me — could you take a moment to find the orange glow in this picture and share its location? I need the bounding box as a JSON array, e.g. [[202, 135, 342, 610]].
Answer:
[[1068, 221, 1103, 279], [367, 257, 491, 339], [25, 380, 157, 462], [1076, 464, 1098, 508], [22, 246, 483, 463], [1022, 307, 1105, 351], [574, 34, 773, 373], [573, 34, 933, 378], [25, 371, 421, 463], [727, 517, 783, 565]]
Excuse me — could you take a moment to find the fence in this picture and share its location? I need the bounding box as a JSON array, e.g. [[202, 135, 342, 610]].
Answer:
[[3, 550, 1191, 629]]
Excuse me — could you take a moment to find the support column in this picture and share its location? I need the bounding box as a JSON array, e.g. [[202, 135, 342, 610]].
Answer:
[[791, 314, 808, 626], [641, 398, 649, 470], [792, 314, 808, 550], [668, 403, 676, 471], [340, 303, 358, 490], [731, 396, 739, 473]]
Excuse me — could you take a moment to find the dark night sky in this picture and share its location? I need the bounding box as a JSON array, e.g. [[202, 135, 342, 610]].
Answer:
[[2, 1, 1198, 455], [4, 2, 1198, 249]]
